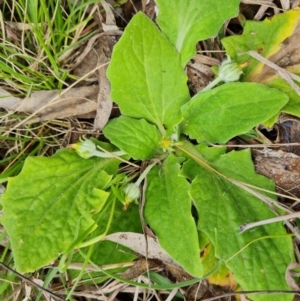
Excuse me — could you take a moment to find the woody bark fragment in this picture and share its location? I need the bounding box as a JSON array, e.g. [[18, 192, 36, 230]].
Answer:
[[254, 148, 300, 197]]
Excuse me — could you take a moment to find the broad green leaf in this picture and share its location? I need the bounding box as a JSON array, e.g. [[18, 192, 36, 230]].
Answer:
[[103, 116, 162, 160], [180, 145, 226, 181], [190, 149, 294, 301], [181, 82, 288, 144], [69, 199, 142, 280], [91, 201, 142, 265], [107, 12, 190, 134], [265, 77, 300, 118], [222, 8, 300, 118], [1, 149, 120, 273], [144, 155, 202, 277], [155, 0, 240, 65]]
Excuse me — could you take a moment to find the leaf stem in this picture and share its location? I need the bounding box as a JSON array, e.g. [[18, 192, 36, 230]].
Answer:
[[201, 56, 243, 92], [201, 77, 223, 92], [135, 161, 157, 186], [94, 150, 126, 158], [175, 139, 225, 177], [79, 195, 116, 248]]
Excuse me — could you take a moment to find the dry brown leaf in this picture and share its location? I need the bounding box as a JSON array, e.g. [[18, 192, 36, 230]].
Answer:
[[165, 263, 193, 282], [0, 34, 118, 124], [103, 232, 179, 267], [246, 50, 300, 96], [3, 21, 32, 31], [93, 36, 116, 129], [68, 33, 104, 71], [143, 0, 156, 19], [4, 23, 20, 41], [72, 38, 107, 84], [94, 62, 112, 129], [193, 54, 220, 66], [0, 88, 21, 109], [100, 1, 117, 27], [121, 258, 161, 280], [72, 35, 116, 128], [0, 85, 98, 122], [187, 58, 215, 93], [254, 114, 300, 197]]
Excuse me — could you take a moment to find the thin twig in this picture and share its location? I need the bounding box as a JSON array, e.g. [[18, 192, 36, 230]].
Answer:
[[202, 289, 300, 301], [240, 211, 300, 233], [0, 263, 66, 301]]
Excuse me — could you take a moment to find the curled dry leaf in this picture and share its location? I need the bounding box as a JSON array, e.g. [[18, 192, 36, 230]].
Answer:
[[100, 1, 117, 27], [94, 62, 112, 130], [4, 23, 20, 41], [285, 262, 300, 291], [106, 232, 197, 286], [93, 37, 116, 130], [72, 35, 116, 129]]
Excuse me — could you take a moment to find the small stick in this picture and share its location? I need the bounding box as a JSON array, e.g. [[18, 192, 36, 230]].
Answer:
[[0, 263, 66, 301], [241, 50, 300, 96], [239, 211, 300, 233]]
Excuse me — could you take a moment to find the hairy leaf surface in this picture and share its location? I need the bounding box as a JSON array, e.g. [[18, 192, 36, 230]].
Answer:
[[189, 149, 294, 301], [69, 200, 142, 280], [222, 8, 300, 118], [144, 155, 203, 277], [1, 149, 120, 273], [107, 12, 190, 134], [155, 0, 240, 65], [103, 116, 162, 160], [181, 82, 288, 143]]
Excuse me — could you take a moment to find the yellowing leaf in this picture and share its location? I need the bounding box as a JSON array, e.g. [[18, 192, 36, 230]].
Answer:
[[202, 243, 237, 288], [189, 149, 294, 301], [222, 8, 300, 118]]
